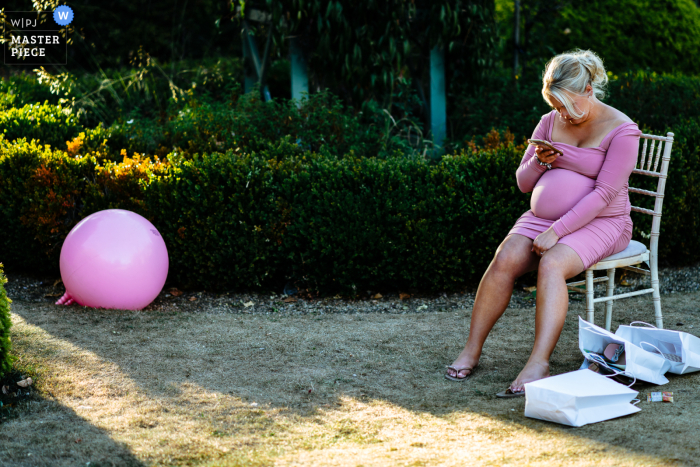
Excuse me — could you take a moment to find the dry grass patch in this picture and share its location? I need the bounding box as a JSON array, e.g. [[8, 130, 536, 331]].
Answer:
[[3, 292, 700, 466]]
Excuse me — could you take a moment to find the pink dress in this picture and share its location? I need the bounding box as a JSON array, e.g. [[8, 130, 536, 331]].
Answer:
[[508, 110, 642, 269]]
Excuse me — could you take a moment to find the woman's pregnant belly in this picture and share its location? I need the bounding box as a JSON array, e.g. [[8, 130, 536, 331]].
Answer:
[[531, 169, 595, 220]]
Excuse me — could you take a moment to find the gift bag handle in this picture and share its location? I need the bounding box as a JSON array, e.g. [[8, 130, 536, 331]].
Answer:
[[584, 353, 637, 388], [583, 325, 627, 345], [639, 340, 665, 356], [630, 321, 657, 328], [583, 325, 619, 338]]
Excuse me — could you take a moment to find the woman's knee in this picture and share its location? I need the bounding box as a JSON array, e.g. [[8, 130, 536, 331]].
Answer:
[[538, 246, 583, 279], [491, 237, 532, 275]]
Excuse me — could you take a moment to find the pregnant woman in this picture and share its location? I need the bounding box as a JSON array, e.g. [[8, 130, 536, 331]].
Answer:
[[445, 49, 642, 397]]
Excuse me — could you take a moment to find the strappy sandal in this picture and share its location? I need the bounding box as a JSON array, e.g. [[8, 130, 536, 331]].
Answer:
[[496, 387, 525, 398], [444, 365, 476, 382]]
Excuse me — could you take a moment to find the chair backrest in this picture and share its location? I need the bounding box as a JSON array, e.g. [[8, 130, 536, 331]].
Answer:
[[628, 132, 674, 251]]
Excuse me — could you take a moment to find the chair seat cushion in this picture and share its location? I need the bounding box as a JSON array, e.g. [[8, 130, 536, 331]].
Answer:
[[599, 240, 648, 262]]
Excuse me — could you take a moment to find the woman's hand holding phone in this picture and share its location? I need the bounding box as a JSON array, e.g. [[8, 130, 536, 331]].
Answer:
[[535, 145, 560, 164], [528, 139, 563, 165]]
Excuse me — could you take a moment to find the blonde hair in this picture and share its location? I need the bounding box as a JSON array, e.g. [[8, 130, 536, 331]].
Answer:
[[542, 49, 608, 119]]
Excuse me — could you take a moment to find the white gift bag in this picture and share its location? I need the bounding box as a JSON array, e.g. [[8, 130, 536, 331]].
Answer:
[[524, 369, 640, 427], [578, 317, 671, 385], [615, 321, 700, 375]]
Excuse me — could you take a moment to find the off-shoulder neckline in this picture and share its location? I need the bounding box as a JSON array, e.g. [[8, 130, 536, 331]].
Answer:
[[546, 110, 638, 149]]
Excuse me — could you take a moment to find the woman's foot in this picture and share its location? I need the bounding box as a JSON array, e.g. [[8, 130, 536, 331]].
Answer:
[[445, 347, 480, 380], [509, 360, 550, 392]]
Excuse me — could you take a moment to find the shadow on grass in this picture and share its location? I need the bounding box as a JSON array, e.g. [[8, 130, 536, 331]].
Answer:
[[0, 382, 143, 466], [9, 291, 700, 466]]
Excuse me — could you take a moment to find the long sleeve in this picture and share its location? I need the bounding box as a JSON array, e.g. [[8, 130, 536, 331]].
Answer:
[[516, 115, 550, 193], [551, 125, 641, 238]]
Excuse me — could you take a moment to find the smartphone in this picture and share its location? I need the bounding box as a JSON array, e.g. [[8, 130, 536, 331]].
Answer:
[[527, 139, 564, 156]]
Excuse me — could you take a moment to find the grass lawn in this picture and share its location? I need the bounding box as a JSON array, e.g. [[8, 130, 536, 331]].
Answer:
[[3, 289, 700, 466]]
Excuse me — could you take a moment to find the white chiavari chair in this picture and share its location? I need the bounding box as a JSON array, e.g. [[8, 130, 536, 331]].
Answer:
[[565, 132, 675, 330]]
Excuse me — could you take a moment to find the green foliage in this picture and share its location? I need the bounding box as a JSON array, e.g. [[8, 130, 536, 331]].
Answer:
[[30, 57, 244, 128], [0, 137, 97, 272], [248, 0, 499, 106], [552, 0, 700, 75], [630, 118, 700, 266], [0, 264, 12, 378], [0, 131, 528, 293], [8, 84, 418, 162], [448, 69, 546, 148], [500, 0, 700, 77], [145, 147, 287, 290], [606, 71, 700, 132], [0, 101, 84, 149], [0, 73, 58, 108], [276, 142, 529, 295], [450, 70, 700, 143]]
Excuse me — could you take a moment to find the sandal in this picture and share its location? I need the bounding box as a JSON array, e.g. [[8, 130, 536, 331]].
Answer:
[[496, 387, 525, 398], [444, 365, 476, 382]]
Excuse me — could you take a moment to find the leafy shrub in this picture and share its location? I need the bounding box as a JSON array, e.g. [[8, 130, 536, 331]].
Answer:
[[630, 118, 700, 266], [499, 0, 700, 77], [0, 73, 58, 108], [450, 70, 700, 143], [550, 0, 700, 75], [86, 87, 413, 162], [0, 134, 530, 293], [0, 137, 96, 271], [162, 88, 399, 160], [0, 101, 83, 149], [0, 264, 12, 378], [606, 71, 700, 133], [0, 111, 698, 293], [145, 145, 288, 290], [448, 70, 549, 147], [275, 140, 530, 295]]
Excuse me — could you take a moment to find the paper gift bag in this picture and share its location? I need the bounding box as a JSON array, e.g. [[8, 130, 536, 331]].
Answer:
[[524, 369, 640, 427], [615, 322, 700, 375], [579, 317, 671, 385]]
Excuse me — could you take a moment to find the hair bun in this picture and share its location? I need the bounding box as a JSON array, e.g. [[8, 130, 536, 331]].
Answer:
[[575, 50, 608, 89]]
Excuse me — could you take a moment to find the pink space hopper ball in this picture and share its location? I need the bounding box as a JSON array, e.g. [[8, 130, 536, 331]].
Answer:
[[56, 209, 169, 310]]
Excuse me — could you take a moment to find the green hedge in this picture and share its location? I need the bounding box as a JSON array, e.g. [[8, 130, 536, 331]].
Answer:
[[449, 70, 700, 146], [0, 84, 414, 162], [0, 135, 528, 293], [0, 101, 84, 150], [630, 118, 700, 265], [540, 0, 700, 76], [1, 128, 698, 294], [0, 264, 13, 378]]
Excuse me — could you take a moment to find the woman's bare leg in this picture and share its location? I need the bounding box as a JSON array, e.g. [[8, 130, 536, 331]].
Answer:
[[509, 243, 585, 391], [447, 234, 540, 378]]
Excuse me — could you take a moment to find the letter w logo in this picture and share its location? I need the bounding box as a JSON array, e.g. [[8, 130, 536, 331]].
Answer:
[[57, 11, 69, 20]]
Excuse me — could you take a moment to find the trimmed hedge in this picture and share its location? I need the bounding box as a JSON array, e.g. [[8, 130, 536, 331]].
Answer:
[[630, 118, 700, 265], [450, 70, 700, 146], [0, 101, 84, 150], [0, 135, 529, 294], [0, 264, 13, 378], [1, 128, 699, 294]]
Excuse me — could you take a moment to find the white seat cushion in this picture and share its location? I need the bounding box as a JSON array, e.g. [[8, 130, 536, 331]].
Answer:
[[599, 239, 648, 262]]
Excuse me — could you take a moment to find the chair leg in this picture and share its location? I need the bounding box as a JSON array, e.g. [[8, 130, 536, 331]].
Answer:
[[586, 269, 595, 324], [605, 268, 616, 331], [651, 256, 663, 329]]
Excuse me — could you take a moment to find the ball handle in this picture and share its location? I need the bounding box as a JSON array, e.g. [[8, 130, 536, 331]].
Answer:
[[55, 291, 75, 306]]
